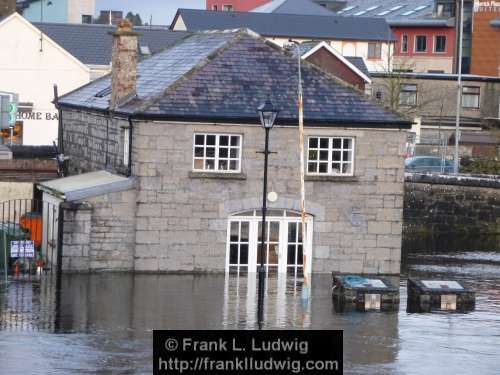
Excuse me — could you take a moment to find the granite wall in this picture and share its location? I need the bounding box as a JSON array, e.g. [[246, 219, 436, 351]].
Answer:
[[132, 121, 407, 274], [404, 174, 500, 236]]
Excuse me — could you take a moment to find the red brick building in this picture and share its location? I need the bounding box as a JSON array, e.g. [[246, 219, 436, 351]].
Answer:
[[470, 2, 500, 76]]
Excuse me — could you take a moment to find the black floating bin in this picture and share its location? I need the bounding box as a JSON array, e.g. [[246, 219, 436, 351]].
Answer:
[[407, 278, 475, 313], [332, 274, 400, 312]]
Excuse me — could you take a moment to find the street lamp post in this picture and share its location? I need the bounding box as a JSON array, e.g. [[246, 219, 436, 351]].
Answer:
[[257, 99, 279, 329]]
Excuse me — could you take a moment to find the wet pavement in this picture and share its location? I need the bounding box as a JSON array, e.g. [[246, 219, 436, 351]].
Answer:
[[1, 240, 500, 374]]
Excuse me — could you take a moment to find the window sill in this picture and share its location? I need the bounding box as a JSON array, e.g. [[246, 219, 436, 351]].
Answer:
[[305, 175, 358, 182], [188, 171, 247, 180]]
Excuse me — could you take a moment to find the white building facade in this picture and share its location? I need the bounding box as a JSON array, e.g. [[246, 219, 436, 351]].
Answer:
[[0, 13, 90, 145]]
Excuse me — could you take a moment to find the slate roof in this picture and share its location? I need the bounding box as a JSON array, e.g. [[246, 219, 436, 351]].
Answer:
[[58, 29, 409, 127], [34, 22, 189, 66], [172, 8, 395, 42], [251, 0, 336, 16], [334, 0, 452, 27], [345, 56, 370, 78]]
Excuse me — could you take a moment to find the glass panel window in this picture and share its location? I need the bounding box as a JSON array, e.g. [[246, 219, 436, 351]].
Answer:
[[401, 34, 408, 53], [415, 35, 427, 52], [434, 36, 446, 53], [399, 84, 418, 106], [368, 42, 382, 59], [307, 136, 355, 176], [228, 220, 250, 270], [193, 133, 242, 172], [461, 86, 480, 109]]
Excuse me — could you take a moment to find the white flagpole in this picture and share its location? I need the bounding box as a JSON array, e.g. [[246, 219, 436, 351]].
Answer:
[[296, 43, 309, 291]]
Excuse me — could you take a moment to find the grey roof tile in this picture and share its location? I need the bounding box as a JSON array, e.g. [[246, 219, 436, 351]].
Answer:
[[173, 8, 395, 41], [252, 0, 336, 16], [345, 56, 370, 78], [59, 30, 408, 126], [34, 22, 189, 66]]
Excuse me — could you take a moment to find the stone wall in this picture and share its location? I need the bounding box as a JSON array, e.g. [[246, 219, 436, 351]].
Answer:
[[404, 174, 500, 236], [371, 76, 500, 125], [132, 121, 407, 275], [61, 189, 137, 272], [61, 202, 91, 272], [61, 110, 127, 175], [0, 182, 33, 202], [86, 189, 136, 271]]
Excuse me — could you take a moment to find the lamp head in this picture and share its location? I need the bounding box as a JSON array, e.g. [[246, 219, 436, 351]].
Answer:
[[257, 99, 279, 129]]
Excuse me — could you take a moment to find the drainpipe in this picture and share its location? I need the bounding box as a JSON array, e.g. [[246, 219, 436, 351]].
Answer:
[[55, 204, 65, 291], [127, 116, 134, 177]]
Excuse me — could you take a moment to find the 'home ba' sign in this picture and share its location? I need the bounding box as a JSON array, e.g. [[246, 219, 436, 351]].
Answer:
[[10, 240, 35, 258]]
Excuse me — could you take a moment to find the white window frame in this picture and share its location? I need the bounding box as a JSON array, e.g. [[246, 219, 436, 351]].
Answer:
[[123, 127, 130, 167], [461, 86, 480, 109], [192, 133, 242, 173], [401, 34, 408, 53], [306, 136, 355, 177], [414, 35, 427, 53], [367, 42, 382, 59], [433, 35, 447, 53], [399, 83, 418, 106], [225, 210, 313, 274], [222, 4, 233, 11]]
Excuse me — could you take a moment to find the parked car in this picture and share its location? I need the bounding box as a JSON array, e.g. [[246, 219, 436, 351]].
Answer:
[[405, 156, 454, 174]]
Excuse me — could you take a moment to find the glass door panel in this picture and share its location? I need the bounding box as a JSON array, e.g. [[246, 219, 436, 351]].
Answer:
[[286, 222, 304, 276], [257, 221, 280, 270], [228, 220, 250, 272]]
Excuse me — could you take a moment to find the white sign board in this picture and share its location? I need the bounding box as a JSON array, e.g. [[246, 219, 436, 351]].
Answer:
[[422, 280, 464, 290], [10, 240, 35, 258], [367, 279, 387, 288]]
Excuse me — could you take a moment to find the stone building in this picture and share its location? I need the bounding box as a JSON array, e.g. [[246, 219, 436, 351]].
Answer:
[[41, 21, 411, 275]]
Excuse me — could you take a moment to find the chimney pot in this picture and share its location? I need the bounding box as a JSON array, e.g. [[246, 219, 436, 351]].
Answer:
[[110, 20, 140, 110]]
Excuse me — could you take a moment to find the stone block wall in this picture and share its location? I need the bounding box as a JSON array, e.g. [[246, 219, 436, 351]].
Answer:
[[132, 121, 407, 275], [61, 110, 127, 175], [61, 189, 137, 272], [85, 189, 137, 271], [404, 174, 500, 236], [61, 202, 91, 272]]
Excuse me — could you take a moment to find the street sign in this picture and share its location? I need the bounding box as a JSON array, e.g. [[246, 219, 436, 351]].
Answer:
[[10, 240, 35, 258]]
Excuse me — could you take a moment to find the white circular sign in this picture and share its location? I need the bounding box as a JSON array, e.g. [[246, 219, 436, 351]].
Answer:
[[267, 191, 278, 202]]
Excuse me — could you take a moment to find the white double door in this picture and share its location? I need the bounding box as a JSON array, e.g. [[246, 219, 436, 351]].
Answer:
[[227, 212, 313, 274]]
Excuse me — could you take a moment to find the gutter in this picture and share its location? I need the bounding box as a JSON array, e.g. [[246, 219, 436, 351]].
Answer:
[[55, 103, 412, 129], [127, 116, 134, 177], [371, 72, 500, 83], [388, 18, 454, 27]]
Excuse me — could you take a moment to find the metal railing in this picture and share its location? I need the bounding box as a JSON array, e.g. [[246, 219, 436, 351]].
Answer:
[[1, 199, 59, 283]]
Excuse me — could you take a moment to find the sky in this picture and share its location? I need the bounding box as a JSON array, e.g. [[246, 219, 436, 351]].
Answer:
[[96, 0, 205, 25]]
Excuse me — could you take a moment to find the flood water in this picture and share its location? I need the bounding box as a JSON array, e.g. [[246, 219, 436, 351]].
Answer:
[[1, 238, 500, 374]]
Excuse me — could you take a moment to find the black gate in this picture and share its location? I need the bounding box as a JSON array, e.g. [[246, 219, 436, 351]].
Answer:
[[0, 199, 60, 282]]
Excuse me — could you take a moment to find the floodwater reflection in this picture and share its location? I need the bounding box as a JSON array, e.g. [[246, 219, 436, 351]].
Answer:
[[0, 248, 499, 374]]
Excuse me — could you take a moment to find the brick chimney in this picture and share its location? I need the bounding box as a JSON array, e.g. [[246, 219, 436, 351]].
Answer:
[[110, 19, 139, 110], [0, 0, 17, 17]]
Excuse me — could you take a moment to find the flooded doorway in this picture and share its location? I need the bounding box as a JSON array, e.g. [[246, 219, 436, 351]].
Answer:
[[226, 209, 313, 274]]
